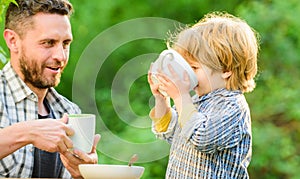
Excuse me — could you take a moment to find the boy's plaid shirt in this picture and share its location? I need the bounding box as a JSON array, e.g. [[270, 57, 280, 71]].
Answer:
[[153, 88, 252, 179]]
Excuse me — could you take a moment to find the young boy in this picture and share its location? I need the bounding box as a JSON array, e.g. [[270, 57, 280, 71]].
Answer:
[[148, 12, 259, 179]]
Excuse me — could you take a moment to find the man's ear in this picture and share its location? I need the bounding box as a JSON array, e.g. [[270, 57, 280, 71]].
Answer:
[[3, 29, 19, 53], [222, 71, 232, 79]]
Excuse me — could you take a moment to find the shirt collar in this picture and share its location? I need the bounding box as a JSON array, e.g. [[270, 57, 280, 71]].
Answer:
[[193, 88, 242, 103], [2, 62, 72, 115]]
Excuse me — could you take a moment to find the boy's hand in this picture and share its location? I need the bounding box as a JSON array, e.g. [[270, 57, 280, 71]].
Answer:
[[157, 64, 190, 101], [148, 64, 171, 118], [148, 64, 168, 99]]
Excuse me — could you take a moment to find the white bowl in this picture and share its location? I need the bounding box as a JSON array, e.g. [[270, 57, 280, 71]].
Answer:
[[79, 164, 145, 179], [151, 49, 198, 95]]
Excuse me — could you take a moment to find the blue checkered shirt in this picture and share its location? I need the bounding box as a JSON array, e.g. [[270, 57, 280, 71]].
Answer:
[[153, 88, 252, 179], [0, 63, 81, 178]]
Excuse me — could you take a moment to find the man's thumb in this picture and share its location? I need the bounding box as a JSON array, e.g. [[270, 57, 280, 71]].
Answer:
[[60, 113, 69, 124]]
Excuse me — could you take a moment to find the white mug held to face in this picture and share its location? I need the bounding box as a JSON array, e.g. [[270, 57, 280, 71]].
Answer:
[[151, 48, 198, 96], [68, 114, 96, 153]]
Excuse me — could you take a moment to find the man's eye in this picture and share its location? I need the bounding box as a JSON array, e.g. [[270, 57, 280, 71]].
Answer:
[[43, 40, 55, 47], [63, 41, 71, 48]]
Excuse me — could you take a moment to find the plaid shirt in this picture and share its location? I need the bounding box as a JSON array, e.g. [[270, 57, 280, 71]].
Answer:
[[0, 63, 81, 178], [153, 88, 252, 179]]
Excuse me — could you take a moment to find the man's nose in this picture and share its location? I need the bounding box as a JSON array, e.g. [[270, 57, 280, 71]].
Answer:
[[53, 45, 67, 62]]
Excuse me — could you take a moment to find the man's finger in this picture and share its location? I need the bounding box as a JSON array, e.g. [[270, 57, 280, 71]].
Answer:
[[92, 134, 101, 153]]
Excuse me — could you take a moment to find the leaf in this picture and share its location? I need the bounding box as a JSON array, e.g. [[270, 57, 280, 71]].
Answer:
[[0, 46, 7, 65]]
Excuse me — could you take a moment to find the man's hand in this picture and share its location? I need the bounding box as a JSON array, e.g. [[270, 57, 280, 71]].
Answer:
[[60, 134, 101, 178], [28, 114, 74, 153]]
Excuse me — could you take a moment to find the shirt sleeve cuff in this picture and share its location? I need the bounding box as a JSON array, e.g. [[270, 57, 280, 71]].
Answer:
[[149, 108, 172, 132]]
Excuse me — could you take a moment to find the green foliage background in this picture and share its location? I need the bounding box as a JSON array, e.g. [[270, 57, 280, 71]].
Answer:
[[1, 0, 300, 178]]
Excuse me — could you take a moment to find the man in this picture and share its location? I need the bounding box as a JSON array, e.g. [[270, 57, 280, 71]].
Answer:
[[0, 0, 100, 178]]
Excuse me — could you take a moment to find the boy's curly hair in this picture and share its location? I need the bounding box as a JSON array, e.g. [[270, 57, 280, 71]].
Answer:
[[170, 12, 260, 93]]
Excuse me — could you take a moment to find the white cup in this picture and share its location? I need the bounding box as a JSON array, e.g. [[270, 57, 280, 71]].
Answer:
[[68, 114, 96, 153]]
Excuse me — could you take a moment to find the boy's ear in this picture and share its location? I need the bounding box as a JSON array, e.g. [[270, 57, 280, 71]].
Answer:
[[3, 29, 19, 53], [222, 71, 232, 79]]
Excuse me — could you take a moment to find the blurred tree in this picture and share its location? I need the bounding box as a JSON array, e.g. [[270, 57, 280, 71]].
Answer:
[[237, 0, 300, 178], [0, 0, 299, 178], [55, 0, 300, 178], [0, 0, 16, 66]]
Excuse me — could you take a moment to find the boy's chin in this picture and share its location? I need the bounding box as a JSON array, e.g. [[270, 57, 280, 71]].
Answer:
[[194, 88, 201, 96], [194, 85, 200, 92]]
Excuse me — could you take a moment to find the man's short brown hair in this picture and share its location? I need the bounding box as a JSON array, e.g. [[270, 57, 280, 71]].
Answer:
[[5, 0, 73, 38]]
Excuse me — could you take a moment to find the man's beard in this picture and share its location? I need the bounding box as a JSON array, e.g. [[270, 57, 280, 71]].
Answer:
[[19, 53, 63, 89]]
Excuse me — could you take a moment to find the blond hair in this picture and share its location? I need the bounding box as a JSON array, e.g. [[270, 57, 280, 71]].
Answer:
[[170, 12, 259, 93]]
